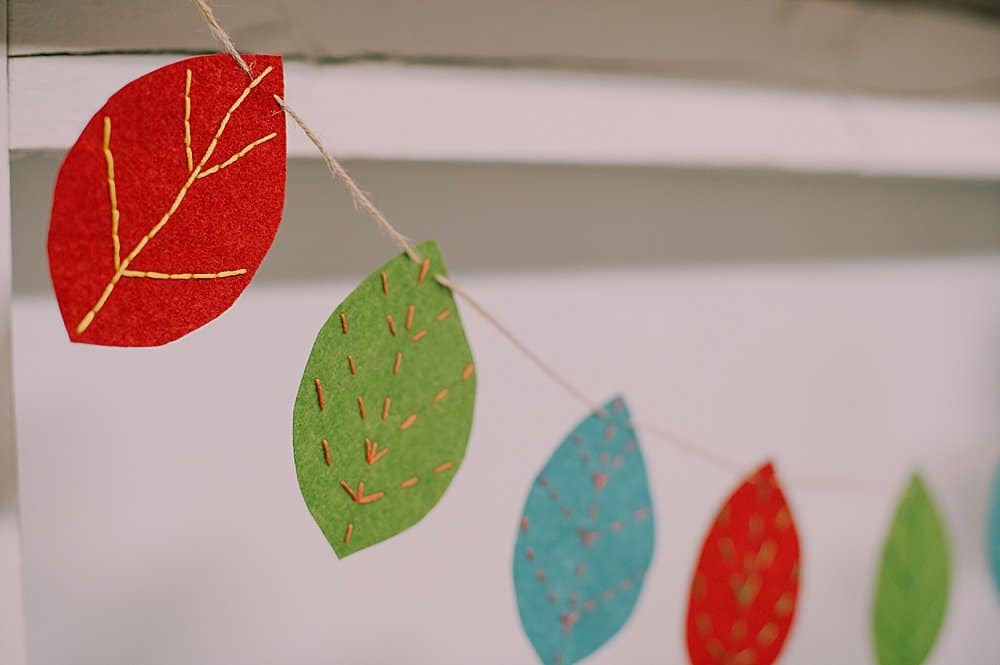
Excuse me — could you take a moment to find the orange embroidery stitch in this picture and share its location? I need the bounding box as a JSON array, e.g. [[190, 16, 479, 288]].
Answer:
[[411, 329, 427, 342], [357, 396, 366, 420], [380, 271, 388, 294], [322, 438, 331, 466], [393, 351, 402, 375], [340, 480, 384, 504], [382, 396, 391, 421], [400, 413, 417, 430], [417, 257, 430, 283], [313, 377, 325, 410], [340, 313, 348, 334], [406, 304, 415, 330], [400, 477, 419, 489], [344, 522, 353, 543], [347, 355, 356, 375], [365, 438, 388, 465], [386, 314, 397, 336]]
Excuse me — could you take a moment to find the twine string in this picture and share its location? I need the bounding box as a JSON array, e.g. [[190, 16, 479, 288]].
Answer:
[[192, 0, 896, 496], [270, 95, 421, 262]]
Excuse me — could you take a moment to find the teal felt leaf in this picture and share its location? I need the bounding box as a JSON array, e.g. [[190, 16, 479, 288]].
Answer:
[[871, 473, 951, 665], [988, 463, 1000, 600], [513, 396, 655, 665], [292, 240, 476, 557]]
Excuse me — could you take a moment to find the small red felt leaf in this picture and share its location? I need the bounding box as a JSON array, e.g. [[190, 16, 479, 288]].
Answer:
[[48, 54, 286, 347], [685, 462, 801, 665]]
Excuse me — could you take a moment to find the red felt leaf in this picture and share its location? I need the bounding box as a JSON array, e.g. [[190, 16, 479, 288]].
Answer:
[[685, 462, 801, 665], [48, 54, 286, 346]]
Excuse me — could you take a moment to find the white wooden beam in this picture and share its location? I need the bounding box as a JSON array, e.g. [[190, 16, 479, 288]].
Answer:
[[11, 0, 1000, 100], [11, 55, 1000, 179]]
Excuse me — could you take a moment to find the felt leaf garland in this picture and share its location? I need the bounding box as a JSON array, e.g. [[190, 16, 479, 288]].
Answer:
[[48, 54, 286, 346], [292, 240, 476, 558], [513, 396, 654, 665], [686, 462, 801, 665], [990, 463, 1000, 599], [871, 473, 950, 665]]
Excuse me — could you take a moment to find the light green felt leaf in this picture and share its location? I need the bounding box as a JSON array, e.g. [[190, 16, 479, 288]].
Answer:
[[872, 473, 951, 665], [292, 240, 476, 557]]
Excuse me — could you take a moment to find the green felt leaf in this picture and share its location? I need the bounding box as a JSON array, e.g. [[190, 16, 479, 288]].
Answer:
[[871, 473, 951, 665], [292, 240, 476, 557]]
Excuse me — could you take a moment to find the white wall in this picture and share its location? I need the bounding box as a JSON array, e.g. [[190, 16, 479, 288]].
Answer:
[[12, 254, 1000, 664]]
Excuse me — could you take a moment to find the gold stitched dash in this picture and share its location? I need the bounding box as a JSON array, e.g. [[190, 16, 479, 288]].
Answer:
[[436, 308, 451, 321], [102, 117, 121, 270], [400, 477, 419, 489], [434, 461, 454, 473], [693, 573, 707, 599], [357, 396, 366, 420], [418, 257, 430, 283], [775, 507, 791, 529], [313, 377, 325, 410], [197, 132, 277, 178], [400, 414, 417, 431], [411, 329, 427, 342], [340, 313, 348, 334], [386, 314, 397, 336], [462, 363, 475, 380], [757, 623, 779, 645], [393, 351, 402, 375], [321, 439, 331, 466], [344, 522, 353, 543], [719, 537, 735, 563], [406, 304, 415, 330], [382, 396, 391, 421], [756, 540, 777, 568], [348, 355, 356, 375], [731, 619, 747, 641], [121, 269, 247, 280], [381, 271, 389, 294], [434, 388, 449, 403], [775, 592, 794, 616], [183, 69, 193, 173]]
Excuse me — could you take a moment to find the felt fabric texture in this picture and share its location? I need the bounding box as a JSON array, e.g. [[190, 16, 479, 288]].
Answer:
[[685, 462, 801, 665], [48, 54, 286, 346], [513, 396, 654, 665], [871, 473, 950, 665], [989, 463, 1000, 600], [292, 240, 476, 558]]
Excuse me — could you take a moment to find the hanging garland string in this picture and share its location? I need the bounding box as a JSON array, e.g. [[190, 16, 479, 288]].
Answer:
[[193, 0, 919, 497]]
